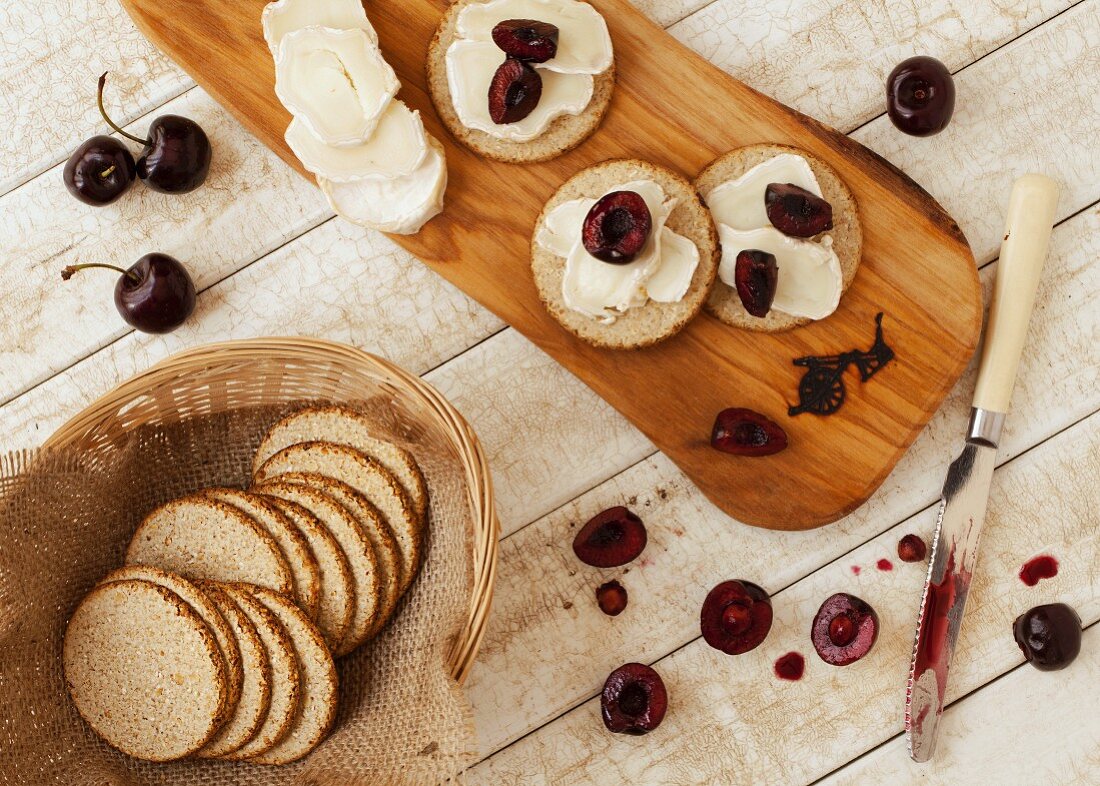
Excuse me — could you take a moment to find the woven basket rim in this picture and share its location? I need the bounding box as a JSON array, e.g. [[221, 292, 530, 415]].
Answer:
[[42, 337, 499, 684]]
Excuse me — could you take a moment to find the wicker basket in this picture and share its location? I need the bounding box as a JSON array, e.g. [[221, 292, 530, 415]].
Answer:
[[42, 337, 498, 685]]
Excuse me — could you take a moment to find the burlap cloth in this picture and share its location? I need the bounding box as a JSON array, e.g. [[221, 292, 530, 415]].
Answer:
[[0, 400, 477, 785]]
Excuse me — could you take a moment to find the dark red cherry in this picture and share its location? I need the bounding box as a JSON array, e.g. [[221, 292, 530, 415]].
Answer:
[[700, 580, 772, 655], [97, 73, 212, 194], [765, 183, 834, 237], [733, 249, 778, 317], [596, 580, 628, 616], [601, 663, 668, 735], [897, 534, 928, 563], [811, 593, 879, 666], [1013, 603, 1081, 671], [711, 408, 788, 457], [62, 253, 196, 334], [492, 19, 559, 63], [886, 56, 955, 137], [581, 191, 653, 264], [63, 135, 136, 206], [137, 115, 213, 194], [572, 507, 646, 568], [488, 57, 542, 124], [1012, 602, 1082, 668]]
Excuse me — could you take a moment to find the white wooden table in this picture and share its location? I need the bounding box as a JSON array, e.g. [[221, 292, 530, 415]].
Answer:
[[2, 1, 1098, 782]]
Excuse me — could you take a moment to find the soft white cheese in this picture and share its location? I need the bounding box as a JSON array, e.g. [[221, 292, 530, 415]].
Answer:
[[445, 40, 593, 142], [706, 153, 822, 232], [262, 0, 377, 56], [456, 0, 613, 74], [538, 180, 699, 322], [320, 141, 448, 235], [717, 225, 842, 320], [285, 101, 429, 182], [706, 152, 844, 320], [275, 27, 398, 147]]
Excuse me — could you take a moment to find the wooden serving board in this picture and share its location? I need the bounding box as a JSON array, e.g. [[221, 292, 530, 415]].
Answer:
[[118, 0, 983, 530]]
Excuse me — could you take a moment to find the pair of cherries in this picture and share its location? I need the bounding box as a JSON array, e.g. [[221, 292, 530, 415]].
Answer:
[[62, 74, 209, 333]]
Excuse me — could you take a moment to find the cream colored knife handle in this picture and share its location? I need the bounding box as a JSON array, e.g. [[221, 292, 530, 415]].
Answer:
[[972, 174, 1060, 414]]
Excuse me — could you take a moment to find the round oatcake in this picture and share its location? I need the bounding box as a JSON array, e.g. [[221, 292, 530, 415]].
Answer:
[[99, 566, 244, 715], [254, 404, 429, 525], [531, 158, 720, 349], [272, 472, 403, 646], [195, 582, 273, 759], [255, 442, 422, 597], [126, 494, 294, 596], [426, 0, 615, 163], [241, 585, 338, 765], [254, 480, 370, 654], [262, 495, 355, 632], [203, 488, 322, 620], [217, 582, 302, 761], [63, 579, 228, 761], [694, 143, 863, 332]]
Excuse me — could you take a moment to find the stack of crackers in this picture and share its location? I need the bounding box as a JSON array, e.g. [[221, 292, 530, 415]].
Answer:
[[62, 405, 429, 765]]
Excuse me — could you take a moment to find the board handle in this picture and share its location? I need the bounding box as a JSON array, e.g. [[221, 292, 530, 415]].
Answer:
[[972, 174, 1060, 414]]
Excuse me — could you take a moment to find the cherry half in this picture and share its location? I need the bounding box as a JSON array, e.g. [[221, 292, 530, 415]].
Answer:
[[62, 253, 196, 334], [573, 507, 647, 568], [734, 249, 778, 317], [765, 183, 834, 238], [63, 135, 136, 206], [582, 191, 653, 264], [811, 592, 879, 666], [700, 580, 773, 655], [488, 58, 543, 124], [601, 663, 668, 735], [711, 408, 788, 457], [97, 73, 212, 194], [886, 56, 956, 137], [897, 534, 928, 563], [492, 19, 559, 63]]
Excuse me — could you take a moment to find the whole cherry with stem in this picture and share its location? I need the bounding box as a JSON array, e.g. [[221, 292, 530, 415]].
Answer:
[[63, 134, 136, 206], [62, 253, 196, 334], [97, 72, 212, 194]]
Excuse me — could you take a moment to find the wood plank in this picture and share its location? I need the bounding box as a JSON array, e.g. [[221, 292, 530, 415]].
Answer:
[[671, 0, 1076, 131], [0, 0, 705, 196], [821, 624, 1100, 784], [0, 0, 190, 193], [0, 216, 503, 445], [461, 204, 1100, 756], [0, 87, 327, 402], [2, 2, 1096, 537], [469, 407, 1100, 783], [116, 0, 985, 530], [3, 0, 1087, 428]]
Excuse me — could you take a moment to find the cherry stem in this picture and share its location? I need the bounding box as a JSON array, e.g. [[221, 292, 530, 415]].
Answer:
[[97, 72, 150, 147], [62, 263, 140, 285]]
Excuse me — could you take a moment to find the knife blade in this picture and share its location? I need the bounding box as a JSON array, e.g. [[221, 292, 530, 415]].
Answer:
[[905, 174, 1060, 763]]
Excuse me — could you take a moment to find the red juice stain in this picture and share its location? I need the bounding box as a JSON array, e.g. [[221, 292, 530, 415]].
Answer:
[[909, 549, 972, 711], [851, 565, 862, 576], [1019, 555, 1058, 586], [774, 652, 805, 681], [877, 558, 894, 572]]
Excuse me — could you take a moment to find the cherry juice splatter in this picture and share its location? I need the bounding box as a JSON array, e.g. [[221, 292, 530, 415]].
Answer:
[[1019, 555, 1058, 586], [774, 652, 805, 681], [877, 558, 894, 572]]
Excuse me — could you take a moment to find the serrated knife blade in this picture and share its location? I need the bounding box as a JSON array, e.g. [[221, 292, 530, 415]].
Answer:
[[904, 174, 1059, 763]]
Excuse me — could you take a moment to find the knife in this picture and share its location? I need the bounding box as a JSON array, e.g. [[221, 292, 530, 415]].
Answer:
[[905, 173, 1060, 763]]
